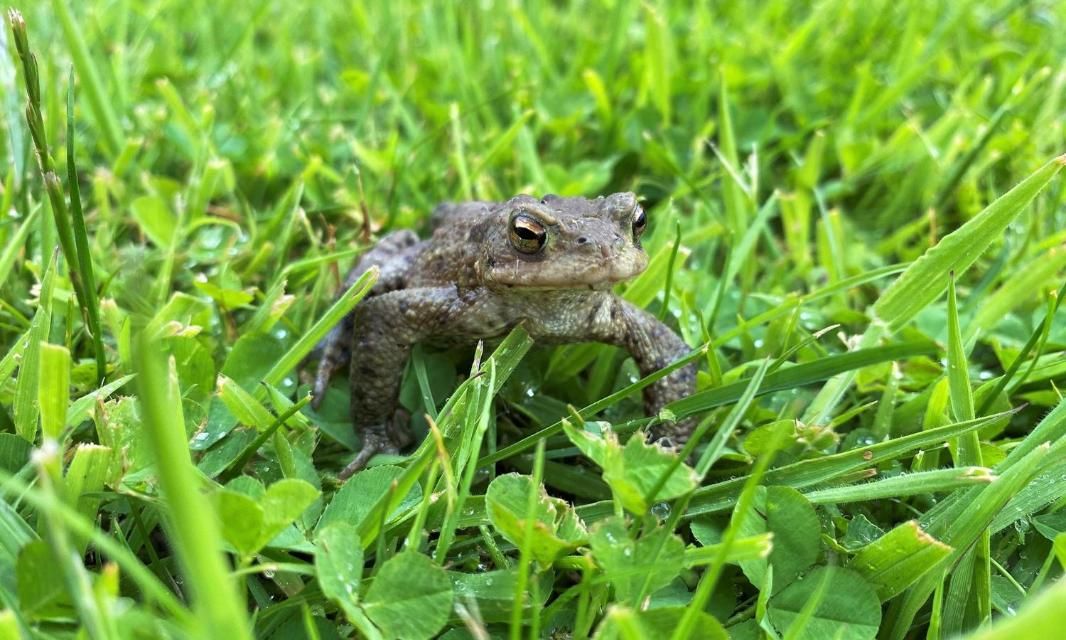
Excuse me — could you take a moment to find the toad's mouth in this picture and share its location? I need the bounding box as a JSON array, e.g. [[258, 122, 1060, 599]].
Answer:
[[483, 260, 646, 289]]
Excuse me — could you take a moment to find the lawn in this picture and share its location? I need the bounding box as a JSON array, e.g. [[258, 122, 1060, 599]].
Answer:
[[1, 0, 1065, 638]]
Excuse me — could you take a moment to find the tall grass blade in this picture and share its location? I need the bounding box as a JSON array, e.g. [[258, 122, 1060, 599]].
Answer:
[[66, 71, 106, 382], [132, 332, 252, 640]]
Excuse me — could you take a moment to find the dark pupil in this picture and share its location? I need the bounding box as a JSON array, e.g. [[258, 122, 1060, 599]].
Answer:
[[516, 225, 540, 240], [635, 213, 646, 228]]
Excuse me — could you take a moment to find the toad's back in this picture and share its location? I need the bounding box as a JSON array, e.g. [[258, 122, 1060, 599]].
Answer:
[[404, 200, 497, 288]]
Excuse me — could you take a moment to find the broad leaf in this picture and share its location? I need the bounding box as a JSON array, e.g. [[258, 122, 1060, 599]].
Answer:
[[317, 465, 422, 533], [362, 551, 452, 640], [735, 486, 821, 592], [315, 523, 363, 621], [564, 422, 697, 515], [486, 473, 586, 565], [589, 517, 684, 604], [768, 566, 880, 640]]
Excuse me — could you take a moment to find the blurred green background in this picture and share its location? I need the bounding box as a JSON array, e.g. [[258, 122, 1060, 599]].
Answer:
[[5, 0, 1064, 361], [7, 0, 1064, 234]]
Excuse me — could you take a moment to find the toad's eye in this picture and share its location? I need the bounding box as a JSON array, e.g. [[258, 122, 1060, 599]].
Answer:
[[509, 214, 547, 254], [632, 207, 647, 239]]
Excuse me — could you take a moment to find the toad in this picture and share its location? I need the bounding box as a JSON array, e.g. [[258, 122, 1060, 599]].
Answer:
[[313, 192, 696, 478]]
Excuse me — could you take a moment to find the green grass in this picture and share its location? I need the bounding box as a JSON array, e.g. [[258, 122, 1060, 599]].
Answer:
[[1, 1, 1065, 638]]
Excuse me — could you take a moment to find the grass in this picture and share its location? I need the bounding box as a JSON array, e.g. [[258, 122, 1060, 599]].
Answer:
[[0, 0, 1065, 638]]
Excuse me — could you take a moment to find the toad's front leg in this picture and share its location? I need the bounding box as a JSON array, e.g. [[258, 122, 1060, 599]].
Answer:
[[589, 296, 697, 445], [338, 286, 460, 479]]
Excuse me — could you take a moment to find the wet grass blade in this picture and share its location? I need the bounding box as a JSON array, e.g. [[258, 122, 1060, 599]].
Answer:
[[874, 155, 1066, 330], [667, 341, 936, 417], [570, 411, 1013, 523], [976, 279, 1066, 414], [482, 341, 935, 468], [802, 467, 994, 505]]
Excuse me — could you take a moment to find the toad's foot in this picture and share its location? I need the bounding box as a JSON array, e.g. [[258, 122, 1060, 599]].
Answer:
[[337, 411, 414, 480], [648, 416, 701, 467], [338, 431, 397, 480], [651, 415, 697, 450]]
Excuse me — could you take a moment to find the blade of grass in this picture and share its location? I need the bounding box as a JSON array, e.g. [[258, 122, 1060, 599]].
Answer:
[[670, 428, 783, 640], [434, 360, 495, 563], [804, 155, 1065, 427], [977, 279, 1066, 414], [989, 461, 1066, 534], [850, 520, 954, 602], [931, 104, 1011, 214], [684, 411, 1012, 517], [0, 206, 38, 287], [0, 468, 191, 624], [132, 332, 252, 640], [944, 272, 992, 633], [885, 439, 1057, 640], [31, 445, 110, 638], [12, 250, 56, 441], [965, 570, 1066, 640], [484, 341, 935, 468], [509, 439, 545, 640], [662, 358, 769, 503], [479, 341, 710, 468], [66, 71, 106, 382], [667, 341, 936, 418], [919, 396, 1066, 545], [360, 327, 533, 547], [37, 343, 70, 441], [967, 248, 1066, 339], [712, 263, 908, 347], [633, 360, 770, 605], [802, 467, 994, 505], [946, 275, 977, 428], [572, 409, 1015, 523], [260, 266, 378, 398], [656, 217, 681, 321], [682, 534, 774, 568], [716, 77, 752, 237], [216, 396, 311, 483]]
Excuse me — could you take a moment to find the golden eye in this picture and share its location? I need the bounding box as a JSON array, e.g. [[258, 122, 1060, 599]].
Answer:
[[632, 207, 647, 239], [509, 214, 547, 254]]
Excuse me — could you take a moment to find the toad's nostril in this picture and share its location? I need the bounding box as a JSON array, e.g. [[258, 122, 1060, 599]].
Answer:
[[576, 236, 589, 244]]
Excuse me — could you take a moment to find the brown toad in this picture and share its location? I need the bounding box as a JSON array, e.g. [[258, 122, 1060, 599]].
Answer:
[[313, 192, 696, 478]]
